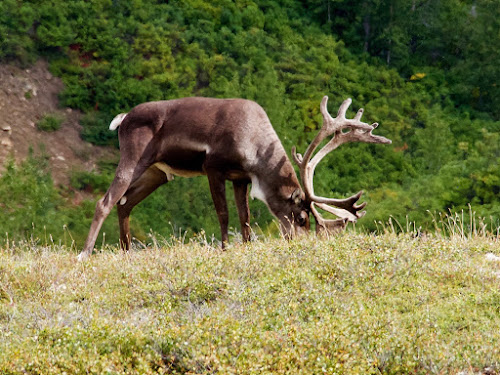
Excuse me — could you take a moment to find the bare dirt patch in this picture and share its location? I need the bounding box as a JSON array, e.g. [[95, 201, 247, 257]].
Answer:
[[0, 60, 116, 186]]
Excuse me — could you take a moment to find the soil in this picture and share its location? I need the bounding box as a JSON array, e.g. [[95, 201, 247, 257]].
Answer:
[[0, 60, 116, 187]]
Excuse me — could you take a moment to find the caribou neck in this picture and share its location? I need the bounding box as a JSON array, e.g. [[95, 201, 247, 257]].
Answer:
[[249, 144, 302, 217]]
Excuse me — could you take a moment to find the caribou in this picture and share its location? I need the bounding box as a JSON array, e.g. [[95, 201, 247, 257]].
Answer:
[[77, 96, 391, 260]]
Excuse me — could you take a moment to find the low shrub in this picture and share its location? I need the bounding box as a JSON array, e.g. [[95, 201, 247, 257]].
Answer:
[[37, 113, 63, 132]]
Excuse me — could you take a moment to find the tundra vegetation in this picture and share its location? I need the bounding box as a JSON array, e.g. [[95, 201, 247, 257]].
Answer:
[[1, 228, 500, 374]]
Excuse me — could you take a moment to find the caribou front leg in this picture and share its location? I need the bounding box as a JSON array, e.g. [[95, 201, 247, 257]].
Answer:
[[233, 180, 251, 242], [207, 171, 229, 248]]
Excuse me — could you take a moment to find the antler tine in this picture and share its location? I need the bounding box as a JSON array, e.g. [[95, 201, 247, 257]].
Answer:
[[313, 192, 367, 217], [315, 202, 358, 222], [336, 97, 352, 119], [320, 96, 334, 131], [311, 204, 348, 235], [354, 108, 364, 121], [320, 95, 330, 119], [291, 146, 303, 164]]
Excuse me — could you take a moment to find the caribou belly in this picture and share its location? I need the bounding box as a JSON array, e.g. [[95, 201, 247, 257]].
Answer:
[[155, 142, 210, 178], [153, 162, 203, 178]]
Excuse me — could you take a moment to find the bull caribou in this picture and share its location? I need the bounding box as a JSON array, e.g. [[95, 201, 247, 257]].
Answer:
[[78, 96, 391, 260]]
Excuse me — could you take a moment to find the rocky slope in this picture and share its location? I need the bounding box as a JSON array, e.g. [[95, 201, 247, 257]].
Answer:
[[0, 60, 115, 186]]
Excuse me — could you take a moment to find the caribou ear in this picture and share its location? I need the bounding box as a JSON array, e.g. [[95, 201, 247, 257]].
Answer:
[[291, 188, 302, 204]]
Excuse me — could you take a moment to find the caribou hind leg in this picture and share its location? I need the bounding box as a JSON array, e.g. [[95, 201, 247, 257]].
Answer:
[[78, 153, 156, 260], [117, 166, 170, 250]]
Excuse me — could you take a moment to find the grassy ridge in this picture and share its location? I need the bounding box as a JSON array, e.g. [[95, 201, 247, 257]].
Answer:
[[1, 234, 500, 374]]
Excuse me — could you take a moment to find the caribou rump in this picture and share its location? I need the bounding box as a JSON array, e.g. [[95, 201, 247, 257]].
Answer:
[[78, 96, 391, 260]]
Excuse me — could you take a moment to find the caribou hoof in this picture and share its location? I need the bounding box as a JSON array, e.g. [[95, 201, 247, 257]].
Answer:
[[77, 251, 90, 262]]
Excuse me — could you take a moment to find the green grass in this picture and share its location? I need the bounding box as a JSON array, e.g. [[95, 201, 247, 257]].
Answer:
[[1, 233, 500, 374]]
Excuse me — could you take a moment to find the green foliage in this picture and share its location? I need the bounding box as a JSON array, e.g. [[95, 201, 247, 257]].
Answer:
[[78, 112, 118, 147], [0, 0, 36, 64], [70, 170, 112, 194], [0, 153, 119, 247], [36, 113, 63, 132], [316, 0, 500, 119], [0, 153, 60, 238]]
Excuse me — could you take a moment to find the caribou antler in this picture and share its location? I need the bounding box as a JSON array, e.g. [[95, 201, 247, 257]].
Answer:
[[292, 96, 391, 234]]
